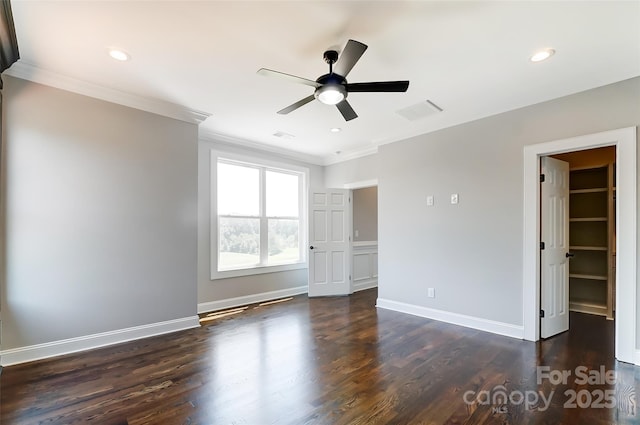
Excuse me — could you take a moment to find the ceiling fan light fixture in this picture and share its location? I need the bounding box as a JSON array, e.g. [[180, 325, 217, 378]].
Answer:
[[315, 84, 346, 105]]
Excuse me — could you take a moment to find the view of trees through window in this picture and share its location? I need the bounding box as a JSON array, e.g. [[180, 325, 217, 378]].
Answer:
[[217, 159, 303, 271]]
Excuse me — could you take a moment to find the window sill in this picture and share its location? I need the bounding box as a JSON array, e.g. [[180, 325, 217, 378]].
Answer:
[[211, 262, 308, 280]]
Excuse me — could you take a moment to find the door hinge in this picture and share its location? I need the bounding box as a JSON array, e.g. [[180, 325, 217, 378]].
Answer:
[[540, 241, 545, 250], [540, 309, 545, 318], [540, 174, 545, 183]]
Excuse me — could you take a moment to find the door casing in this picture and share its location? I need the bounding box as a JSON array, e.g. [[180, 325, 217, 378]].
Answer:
[[523, 127, 637, 364]]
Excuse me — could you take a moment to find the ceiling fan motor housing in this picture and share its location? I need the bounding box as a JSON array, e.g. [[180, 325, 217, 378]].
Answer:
[[316, 73, 346, 86]]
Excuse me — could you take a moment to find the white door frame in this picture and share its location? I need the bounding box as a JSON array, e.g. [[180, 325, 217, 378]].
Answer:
[[523, 127, 637, 364]]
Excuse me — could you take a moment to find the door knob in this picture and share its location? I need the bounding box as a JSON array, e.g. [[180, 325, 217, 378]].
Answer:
[[566, 252, 575, 258], [310, 246, 314, 250]]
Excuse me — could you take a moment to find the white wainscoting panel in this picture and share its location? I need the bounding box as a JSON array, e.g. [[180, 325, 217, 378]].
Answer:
[[352, 241, 378, 292]]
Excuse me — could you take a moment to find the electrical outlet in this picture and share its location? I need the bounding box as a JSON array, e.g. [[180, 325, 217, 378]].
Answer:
[[426, 195, 434, 206], [427, 288, 435, 298], [450, 193, 459, 204]]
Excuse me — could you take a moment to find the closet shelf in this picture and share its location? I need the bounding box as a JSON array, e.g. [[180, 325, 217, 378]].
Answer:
[[569, 217, 607, 222], [570, 273, 607, 281], [570, 188, 607, 194], [569, 300, 608, 317], [569, 246, 607, 251], [570, 299, 607, 309]]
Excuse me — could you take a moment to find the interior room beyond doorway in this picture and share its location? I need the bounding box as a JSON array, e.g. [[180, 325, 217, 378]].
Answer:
[[550, 146, 617, 323], [352, 186, 378, 293]]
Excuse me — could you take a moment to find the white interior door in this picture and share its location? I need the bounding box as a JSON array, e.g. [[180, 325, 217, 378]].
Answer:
[[540, 156, 570, 338], [308, 189, 352, 297]]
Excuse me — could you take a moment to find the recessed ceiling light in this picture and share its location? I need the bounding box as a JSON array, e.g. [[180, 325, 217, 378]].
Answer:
[[530, 48, 555, 63], [330, 127, 341, 133], [109, 48, 130, 61]]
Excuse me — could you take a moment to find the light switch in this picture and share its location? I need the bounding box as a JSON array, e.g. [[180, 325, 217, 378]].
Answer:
[[426, 195, 434, 206], [451, 193, 459, 204]]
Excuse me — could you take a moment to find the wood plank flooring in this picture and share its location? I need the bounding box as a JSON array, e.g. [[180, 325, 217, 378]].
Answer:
[[1, 289, 638, 424]]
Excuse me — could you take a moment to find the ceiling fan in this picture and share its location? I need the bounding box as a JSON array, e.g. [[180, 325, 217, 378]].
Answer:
[[257, 39, 410, 121]]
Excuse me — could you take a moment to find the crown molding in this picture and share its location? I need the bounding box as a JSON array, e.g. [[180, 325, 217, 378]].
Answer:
[[5, 62, 382, 165], [4, 61, 211, 124], [199, 128, 325, 166], [200, 127, 380, 167], [322, 145, 379, 166]]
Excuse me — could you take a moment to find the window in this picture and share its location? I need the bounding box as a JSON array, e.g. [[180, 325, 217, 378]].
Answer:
[[212, 153, 307, 278]]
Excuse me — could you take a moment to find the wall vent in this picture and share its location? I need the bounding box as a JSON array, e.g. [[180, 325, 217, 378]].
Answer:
[[397, 100, 443, 121], [272, 131, 295, 139]]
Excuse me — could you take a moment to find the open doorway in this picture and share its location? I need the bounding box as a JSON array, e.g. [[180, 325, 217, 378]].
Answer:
[[540, 147, 616, 345], [550, 147, 616, 320], [352, 186, 378, 292], [523, 127, 637, 364]]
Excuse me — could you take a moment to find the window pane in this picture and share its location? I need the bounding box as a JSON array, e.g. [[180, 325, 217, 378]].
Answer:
[[219, 217, 260, 270], [266, 171, 299, 217], [218, 162, 259, 216], [268, 219, 300, 265]]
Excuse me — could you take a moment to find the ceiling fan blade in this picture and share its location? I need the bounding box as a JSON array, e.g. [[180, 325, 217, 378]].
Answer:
[[336, 100, 358, 121], [277, 95, 316, 115], [346, 81, 410, 92], [333, 39, 368, 77], [257, 68, 320, 88]]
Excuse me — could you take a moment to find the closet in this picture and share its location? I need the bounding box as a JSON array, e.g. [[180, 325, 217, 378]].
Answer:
[[551, 147, 616, 319]]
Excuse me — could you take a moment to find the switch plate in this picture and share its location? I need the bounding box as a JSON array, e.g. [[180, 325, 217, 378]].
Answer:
[[426, 195, 434, 206], [355, 230, 359, 237], [427, 288, 435, 298], [451, 193, 459, 204]]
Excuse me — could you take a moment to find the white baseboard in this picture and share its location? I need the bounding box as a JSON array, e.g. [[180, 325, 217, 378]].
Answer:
[[353, 280, 378, 292], [0, 316, 200, 367], [376, 298, 524, 340], [197, 285, 308, 314]]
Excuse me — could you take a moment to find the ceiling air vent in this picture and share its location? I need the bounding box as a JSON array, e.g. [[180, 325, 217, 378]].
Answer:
[[272, 131, 295, 139], [397, 100, 443, 121]]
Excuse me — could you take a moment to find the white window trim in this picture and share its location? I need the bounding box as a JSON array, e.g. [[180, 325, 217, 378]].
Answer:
[[210, 150, 309, 280]]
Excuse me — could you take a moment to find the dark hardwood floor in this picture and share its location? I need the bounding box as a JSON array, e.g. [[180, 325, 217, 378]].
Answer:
[[1, 289, 638, 424]]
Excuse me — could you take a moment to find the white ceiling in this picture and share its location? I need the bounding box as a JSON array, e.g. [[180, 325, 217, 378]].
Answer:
[[8, 1, 640, 165]]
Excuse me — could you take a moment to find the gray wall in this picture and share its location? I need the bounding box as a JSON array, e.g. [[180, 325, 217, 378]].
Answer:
[[2, 72, 638, 353], [1, 77, 198, 349], [353, 187, 377, 242], [197, 138, 324, 307], [326, 77, 640, 332]]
